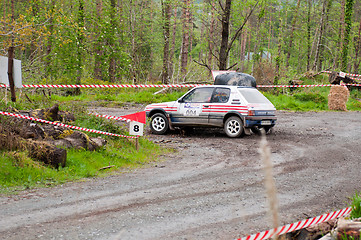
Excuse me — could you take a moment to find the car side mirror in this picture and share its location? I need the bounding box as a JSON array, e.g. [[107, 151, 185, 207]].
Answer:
[[178, 98, 184, 103]]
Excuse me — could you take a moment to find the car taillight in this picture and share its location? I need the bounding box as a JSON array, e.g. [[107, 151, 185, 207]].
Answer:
[[248, 110, 255, 116]]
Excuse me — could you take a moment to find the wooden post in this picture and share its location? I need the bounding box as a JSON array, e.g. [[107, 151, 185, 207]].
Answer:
[[7, 46, 16, 102], [135, 137, 139, 151]]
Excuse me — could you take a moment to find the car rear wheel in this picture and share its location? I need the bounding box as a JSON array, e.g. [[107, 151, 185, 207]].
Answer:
[[150, 113, 169, 135], [224, 116, 244, 138]]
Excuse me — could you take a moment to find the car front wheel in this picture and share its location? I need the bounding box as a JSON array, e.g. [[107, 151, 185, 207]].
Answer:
[[224, 116, 244, 138], [150, 113, 169, 135]]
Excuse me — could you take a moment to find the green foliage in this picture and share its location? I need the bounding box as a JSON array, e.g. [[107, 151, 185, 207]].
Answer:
[[264, 88, 329, 111], [350, 191, 361, 219]]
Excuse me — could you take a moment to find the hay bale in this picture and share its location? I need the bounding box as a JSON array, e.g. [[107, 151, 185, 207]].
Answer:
[[328, 85, 350, 111]]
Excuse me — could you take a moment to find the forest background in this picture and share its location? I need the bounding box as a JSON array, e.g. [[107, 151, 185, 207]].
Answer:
[[0, 0, 360, 87]]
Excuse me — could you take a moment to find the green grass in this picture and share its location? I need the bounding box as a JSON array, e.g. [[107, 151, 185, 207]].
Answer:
[[0, 136, 170, 194], [263, 87, 361, 111], [350, 191, 361, 219]]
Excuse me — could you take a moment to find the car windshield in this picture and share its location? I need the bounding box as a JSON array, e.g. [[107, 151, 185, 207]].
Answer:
[[237, 87, 272, 104]]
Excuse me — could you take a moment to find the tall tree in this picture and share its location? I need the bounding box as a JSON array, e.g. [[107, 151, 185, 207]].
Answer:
[[169, 7, 178, 80], [207, 1, 215, 69], [219, 0, 232, 70], [285, 0, 301, 68], [217, 0, 259, 70], [341, 0, 355, 71], [161, 0, 171, 84], [94, 0, 103, 80], [76, 0, 85, 89], [180, 0, 191, 78], [306, 0, 312, 71], [108, 0, 117, 82], [353, 17, 361, 72], [312, 0, 328, 71]]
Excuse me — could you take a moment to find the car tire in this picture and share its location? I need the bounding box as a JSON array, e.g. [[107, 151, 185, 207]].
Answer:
[[224, 116, 244, 138], [150, 113, 169, 135]]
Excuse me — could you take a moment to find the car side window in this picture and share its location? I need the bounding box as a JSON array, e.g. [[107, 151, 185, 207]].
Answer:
[[182, 88, 214, 103], [211, 88, 230, 103]]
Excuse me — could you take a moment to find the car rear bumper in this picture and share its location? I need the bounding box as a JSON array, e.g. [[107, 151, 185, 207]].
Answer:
[[244, 116, 277, 127]]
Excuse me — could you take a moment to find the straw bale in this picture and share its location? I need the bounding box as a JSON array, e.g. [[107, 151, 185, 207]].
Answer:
[[328, 85, 349, 111]]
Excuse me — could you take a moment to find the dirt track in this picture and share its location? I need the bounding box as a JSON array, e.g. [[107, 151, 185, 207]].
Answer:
[[1, 110, 361, 240]]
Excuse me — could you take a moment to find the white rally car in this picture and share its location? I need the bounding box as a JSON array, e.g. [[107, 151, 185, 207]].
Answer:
[[145, 85, 276, 137]]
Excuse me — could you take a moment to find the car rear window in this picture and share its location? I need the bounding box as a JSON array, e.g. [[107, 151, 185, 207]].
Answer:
[[237, 87, 272, 104]]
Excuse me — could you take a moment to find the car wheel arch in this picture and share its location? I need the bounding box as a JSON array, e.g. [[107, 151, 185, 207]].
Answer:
[[148, 109, 168, 119], [223, 112, 245, 125]]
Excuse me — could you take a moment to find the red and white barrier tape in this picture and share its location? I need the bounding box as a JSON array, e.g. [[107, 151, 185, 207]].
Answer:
[[257, 84, 335, 88], [236, 207, 352, 240], [1, 82, 361, 89], [0, 111, 138, 139], [322, 70, 361, 78], [90, 113, 131, 122], [2, 83, 361, 89], [0, 84, 206, 88]]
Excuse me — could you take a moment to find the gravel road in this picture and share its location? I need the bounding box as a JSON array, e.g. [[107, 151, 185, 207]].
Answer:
[[1, 109, 361, 240]]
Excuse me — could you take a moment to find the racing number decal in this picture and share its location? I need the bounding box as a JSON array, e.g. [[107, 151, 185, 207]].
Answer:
[[185, 109, 198, 116]]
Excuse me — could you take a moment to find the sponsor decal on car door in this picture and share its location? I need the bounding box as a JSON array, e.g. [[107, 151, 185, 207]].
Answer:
[[178, 102, 209, 124]]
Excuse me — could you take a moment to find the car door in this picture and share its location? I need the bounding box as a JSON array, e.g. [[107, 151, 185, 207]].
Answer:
[[207, 87, 232, 127], [174, 87, 214, 125]]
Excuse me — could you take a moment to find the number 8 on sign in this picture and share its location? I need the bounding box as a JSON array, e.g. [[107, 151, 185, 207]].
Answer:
[[129, 121, 144, 136]]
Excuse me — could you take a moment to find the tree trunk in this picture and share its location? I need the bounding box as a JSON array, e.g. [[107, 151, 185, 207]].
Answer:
[[219, 0, 232, 70], [188, 8, 193, 64], [8, 0, 16, 102], [275, 12, 284, 85], [306, 0, 312, 71], [169, 7, 177, 81], [353, 17, 361, 72], [75, 0, 84, 95], [312, 0, 327, 71], [336, 0, 346, 68], [45, 0, 55, 80], [108, 0, 116, 82], [207, 1, 215, 68], [285, 0, 301, 68], [161, 0, 171, 84], [8, 46, 16, 102], [181, 0, 190, 78], [94, 0, 103, 80], [240, 29, 247, 72], [341, 0, 355, 71], [318, 0, 333, 71]]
